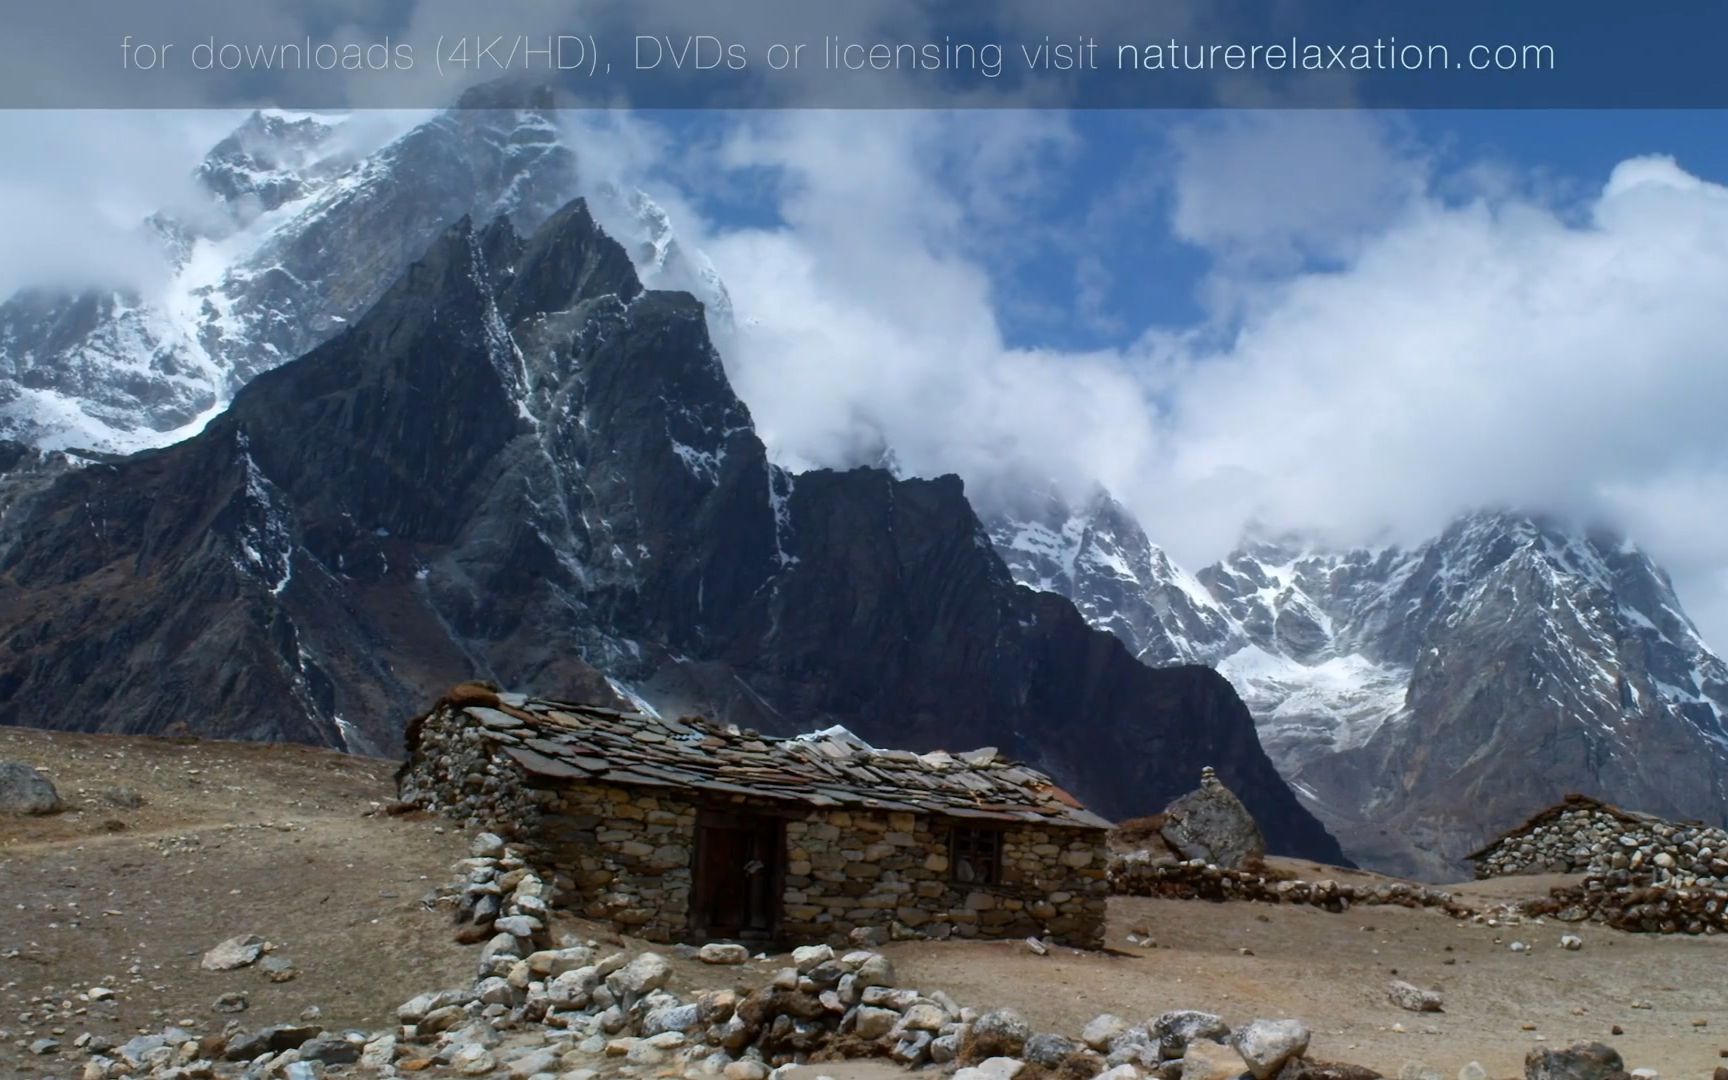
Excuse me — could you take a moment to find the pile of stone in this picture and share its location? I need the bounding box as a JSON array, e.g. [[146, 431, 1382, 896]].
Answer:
[[1471, 795, 1728, 935], [446, 832, 558, 950], [1108, 853, 1472, 917], [1524, 879, 1728, 935], [1471, 795, 1728, 889]]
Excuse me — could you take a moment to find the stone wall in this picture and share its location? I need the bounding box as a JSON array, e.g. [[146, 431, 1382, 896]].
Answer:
[[781, 810, 1106, 949], [400, 710, 698, 941], [401, 710, 1108, 949], [1109, 852, 1471, 917]]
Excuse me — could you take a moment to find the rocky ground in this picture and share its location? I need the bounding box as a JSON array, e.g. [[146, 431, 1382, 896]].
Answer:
[[4, 729, 1728, 1080]]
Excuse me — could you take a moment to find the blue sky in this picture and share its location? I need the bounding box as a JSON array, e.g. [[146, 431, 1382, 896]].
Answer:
[[645, 109, 1728, 355], [592, 107, 1728, 648]]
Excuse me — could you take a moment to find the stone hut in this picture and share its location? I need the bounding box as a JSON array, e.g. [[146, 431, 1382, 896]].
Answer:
[[399, 687, 1111, 949], [1467, 794, 1694, 878]]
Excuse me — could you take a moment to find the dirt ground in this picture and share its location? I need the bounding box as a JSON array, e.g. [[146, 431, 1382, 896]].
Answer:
[[0, 726, 474, 1076], [884, 890, 1728, 1079], [5, 727, 1728, 1080]]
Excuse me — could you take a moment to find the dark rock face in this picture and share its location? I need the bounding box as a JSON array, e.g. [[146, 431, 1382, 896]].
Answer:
[[0, 761, 61, 815], [1159, 767, 1267, 868], [0, 200, 1345, 862]]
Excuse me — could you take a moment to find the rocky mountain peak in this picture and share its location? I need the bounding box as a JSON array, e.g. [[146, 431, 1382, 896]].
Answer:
[[988, 490, 1728, 879], [0, 195, 1344, 864], [0, 79, 726, 455]]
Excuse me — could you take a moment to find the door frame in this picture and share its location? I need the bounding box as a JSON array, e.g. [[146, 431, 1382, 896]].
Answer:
[[690, 805, 786, 941]]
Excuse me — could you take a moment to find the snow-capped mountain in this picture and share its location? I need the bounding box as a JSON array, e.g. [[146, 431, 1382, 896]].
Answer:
[[0, 201, 1344, 863], [987, 487, 1236, 667], [0, 81, 730, 454], [989, 494, 1728, 879]]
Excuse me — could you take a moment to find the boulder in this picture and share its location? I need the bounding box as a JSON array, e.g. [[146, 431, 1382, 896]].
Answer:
[[1231, 1019, 1311, 1080], [1024, 1033, 1077, 1067], [954, 1058, 1025, 1080], [698, 943, 750, 966], [851, 952, 896, 988], [852, 1006, 900, 1040], [1106, 1027, 1162, 1069], [607, 952, 673, 997], [792, 944, 834, 972], [0, 762, 62, 815], [200, 935, 266, 972], [299, 1035, 361, 1066], [1387, 980, 1443, 1013], [1083, 1014, 1131, 1052], [1155, 1011, 1232, 1058], [260, 956, 298, 983], [1183, 1039, 1251, 1080], [967, 1009, 1033, 1058], [1160, 767, 1266, 868], [1525, 1043, 1627, 1080]]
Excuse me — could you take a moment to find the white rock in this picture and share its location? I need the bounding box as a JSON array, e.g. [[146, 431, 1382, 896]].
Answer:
[[954, 1057, 1024, 1080], [1560, 935, 1583, 951], [698, 943, 750, 966], [606, 953, 673, 997], [1230, 1019, 1311, 1080], [1387, 980, 1443, 1013], [359, 1036, 396, 1072], [791, 944, 834, 973], [451, 1045, 497, 1076], [1082, 1014, 1131, 1052], [200, 934, 267, 972]]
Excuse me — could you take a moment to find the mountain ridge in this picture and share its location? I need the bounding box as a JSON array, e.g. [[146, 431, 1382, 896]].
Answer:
[[988, 490, 1728, 878], [0, 92, 730, 454], [0, 198, 1347, 863]]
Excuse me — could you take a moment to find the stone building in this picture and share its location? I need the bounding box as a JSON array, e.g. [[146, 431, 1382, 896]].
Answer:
[[399, 686, 1111, 948], [1468, 793, 1723, 881]]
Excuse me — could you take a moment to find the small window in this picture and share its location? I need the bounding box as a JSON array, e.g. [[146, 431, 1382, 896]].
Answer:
[[949, 826, 1002, 885]]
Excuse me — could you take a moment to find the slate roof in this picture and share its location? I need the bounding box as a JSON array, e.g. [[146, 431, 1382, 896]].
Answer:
[[438, 693, 1112, 831]]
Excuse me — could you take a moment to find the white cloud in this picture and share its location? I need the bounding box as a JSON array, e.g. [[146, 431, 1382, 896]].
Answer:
[[1166, 111, 1426, 269], [606, 112, 1728, 650], [0, 111, 237, 295], [694, 112, 1156, 492]]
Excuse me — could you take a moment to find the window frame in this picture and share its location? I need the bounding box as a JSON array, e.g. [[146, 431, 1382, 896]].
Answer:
[[947, 824, 1004, 886]]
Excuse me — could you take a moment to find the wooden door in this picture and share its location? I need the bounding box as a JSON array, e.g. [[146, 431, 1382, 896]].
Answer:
[[692, 809, 783, 940]]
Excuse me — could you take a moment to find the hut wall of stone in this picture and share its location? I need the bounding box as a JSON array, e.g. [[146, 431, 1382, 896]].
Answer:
[[780, 810, 1106, 949], [401, 709, 1108, 948]]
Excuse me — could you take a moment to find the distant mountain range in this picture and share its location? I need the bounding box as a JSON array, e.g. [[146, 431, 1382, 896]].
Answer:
[[989, 491, 1728, 877]]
